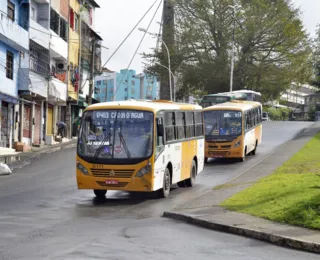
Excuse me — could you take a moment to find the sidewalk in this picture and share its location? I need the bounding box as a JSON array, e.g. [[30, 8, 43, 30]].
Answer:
[[163, 123, 320, 254], [0, 138, 77, 175]]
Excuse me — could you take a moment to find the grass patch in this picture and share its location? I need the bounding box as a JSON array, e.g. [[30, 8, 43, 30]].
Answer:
[[220, 132, 320, 230]]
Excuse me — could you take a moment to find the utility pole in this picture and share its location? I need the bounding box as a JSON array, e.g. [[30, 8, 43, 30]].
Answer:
[[88, 39, 96, 105], [160, 0, 174, 101]]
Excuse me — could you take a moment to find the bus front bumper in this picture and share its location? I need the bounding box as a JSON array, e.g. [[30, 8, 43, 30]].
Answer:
[[76, 171, 154, 192]]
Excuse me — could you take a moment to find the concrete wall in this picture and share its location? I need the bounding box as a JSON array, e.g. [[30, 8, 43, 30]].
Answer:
[[0, 41, 19, 97], [0, 0, 29, 52]]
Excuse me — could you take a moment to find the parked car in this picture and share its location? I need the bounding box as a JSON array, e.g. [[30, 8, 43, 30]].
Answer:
[[262, 112, 269, 121]]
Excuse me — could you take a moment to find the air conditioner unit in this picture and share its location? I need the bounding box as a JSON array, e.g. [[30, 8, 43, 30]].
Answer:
[[57, 63, 65, 70]]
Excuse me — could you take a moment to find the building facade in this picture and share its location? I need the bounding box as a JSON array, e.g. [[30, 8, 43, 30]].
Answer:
[[95, 69, 158, 102], [0, 0, 29, 149], [0, 0, 103, 150]]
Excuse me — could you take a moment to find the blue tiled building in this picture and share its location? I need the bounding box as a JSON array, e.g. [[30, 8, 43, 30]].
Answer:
[[95, 69, 158, 102], [0, 0, 29, 148]]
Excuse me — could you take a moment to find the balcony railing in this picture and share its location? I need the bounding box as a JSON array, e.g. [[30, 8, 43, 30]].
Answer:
[[0, 10, 28, 51]]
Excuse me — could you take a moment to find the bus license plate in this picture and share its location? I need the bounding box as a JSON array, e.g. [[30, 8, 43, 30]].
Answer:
[[106, 180, 118, 185], [214, 155, 223, 158]]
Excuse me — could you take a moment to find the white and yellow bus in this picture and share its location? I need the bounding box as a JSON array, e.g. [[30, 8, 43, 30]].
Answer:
[[203, 100, 262, 162], [76, 100, 205, 199]]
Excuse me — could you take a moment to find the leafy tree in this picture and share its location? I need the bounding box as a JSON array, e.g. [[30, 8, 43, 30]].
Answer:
[[310, 25, 320, 90], [143, 0, 312, 102]]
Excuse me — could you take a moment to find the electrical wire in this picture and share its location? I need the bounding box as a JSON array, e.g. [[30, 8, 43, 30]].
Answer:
[[113, 0, 163, 98], [101, 0, 159, 69]]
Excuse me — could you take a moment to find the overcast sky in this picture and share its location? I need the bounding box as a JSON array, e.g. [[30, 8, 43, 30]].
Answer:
[[95, 0, 320, 74]]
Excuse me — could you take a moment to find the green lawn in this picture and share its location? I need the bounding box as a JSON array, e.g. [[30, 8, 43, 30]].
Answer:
[[220, 132, 320, 230]]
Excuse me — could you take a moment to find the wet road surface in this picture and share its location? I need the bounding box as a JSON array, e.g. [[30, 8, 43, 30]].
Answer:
[[0, 121, 317, 259]]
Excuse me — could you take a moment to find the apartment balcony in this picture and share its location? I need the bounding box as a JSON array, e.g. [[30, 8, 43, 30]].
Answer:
[[0, 11, 28, 52], [48, 74, 67, 104], [30, 20, 50, 49], [50, 30, 68, 61], [80, 7, 91, 27]]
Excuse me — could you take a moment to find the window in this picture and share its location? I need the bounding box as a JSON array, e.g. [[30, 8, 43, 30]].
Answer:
[[97, 80, 101, 85], [74, 14, 79, 33], [175, 112, 185, 140], [7, 1, 15, 21], [50, 8, 59, 34], [194, 111, 204, 137], [60, 18, 67, 42], [185, 111, 195, 138], [164, 112, 175, 142], [131, 80, 135, 85], [6, 51, 14, 80], [31, 7, 36, 21]]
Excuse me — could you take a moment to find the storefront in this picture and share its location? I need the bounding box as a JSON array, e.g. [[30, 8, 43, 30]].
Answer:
[[0, 93, 18, 149]]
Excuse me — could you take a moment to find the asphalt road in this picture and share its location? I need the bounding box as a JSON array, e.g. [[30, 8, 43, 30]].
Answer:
[[0, 121, 317, 259]]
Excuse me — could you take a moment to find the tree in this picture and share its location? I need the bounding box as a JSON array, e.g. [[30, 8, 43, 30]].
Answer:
[[310, 24, 320, 90], [143, 0, 312, 102]]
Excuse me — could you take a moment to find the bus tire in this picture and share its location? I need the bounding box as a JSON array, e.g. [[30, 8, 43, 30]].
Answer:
[[185, 160, 196, 187], [252, 141, 258, 155], [240, 147, 247, 162], [159, 168, 171, 198], [94, 189, 107, 199]]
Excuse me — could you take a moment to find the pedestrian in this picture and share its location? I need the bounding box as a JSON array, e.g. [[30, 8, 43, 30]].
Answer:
[[56, 121, 67, 138]]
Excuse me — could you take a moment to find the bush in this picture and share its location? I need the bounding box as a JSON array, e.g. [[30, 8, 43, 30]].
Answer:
[[263, 107, 291, 121]]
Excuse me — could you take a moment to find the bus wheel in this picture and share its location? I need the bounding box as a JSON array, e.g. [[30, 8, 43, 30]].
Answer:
[[240, 148, 247, 162], [159, 168, 171, 198], [94, 189, 107, 199], [252, 141, 258, 155], [185, 160, 196, 187], [204, 157, 208, 164]]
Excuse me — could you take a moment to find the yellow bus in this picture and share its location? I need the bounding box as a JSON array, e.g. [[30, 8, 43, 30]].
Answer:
[[203, 100, 262, 162], [76, 100, 205, 199]]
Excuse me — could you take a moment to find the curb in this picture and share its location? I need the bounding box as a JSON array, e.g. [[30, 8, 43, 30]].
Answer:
[[7, 143, 77, 171], [163, 211, 320, 254]]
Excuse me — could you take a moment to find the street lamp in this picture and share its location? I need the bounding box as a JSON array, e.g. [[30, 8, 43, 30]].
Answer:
[[229, 4, 236, 93], [138, 27, 172, 101], [155, 61, 175, 101]]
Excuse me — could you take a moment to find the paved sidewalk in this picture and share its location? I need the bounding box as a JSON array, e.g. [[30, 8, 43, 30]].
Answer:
[[163, 123, 320, 254], [0, 139, 77, 174]]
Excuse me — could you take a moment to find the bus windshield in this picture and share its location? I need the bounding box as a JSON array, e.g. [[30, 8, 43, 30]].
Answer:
[[204, 110, 242, 137], [78, 109, 154, 161]]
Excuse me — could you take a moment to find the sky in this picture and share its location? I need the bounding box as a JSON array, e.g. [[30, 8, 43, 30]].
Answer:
[[95, 0, 320, 74]]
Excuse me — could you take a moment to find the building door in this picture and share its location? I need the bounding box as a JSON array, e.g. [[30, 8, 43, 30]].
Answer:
[[47, 106, 53, 135], [23, 105, 31, 145], [33, 105, 41, 145], [1, 102, 9, 147]]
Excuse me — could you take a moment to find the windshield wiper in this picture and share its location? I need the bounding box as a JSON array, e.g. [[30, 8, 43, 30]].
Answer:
[[118, 131, 131, 158]]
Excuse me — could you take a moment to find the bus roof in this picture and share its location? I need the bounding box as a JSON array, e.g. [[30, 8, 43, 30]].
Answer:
[[85, 100, 202, 112], [203, 100, 261, 112]]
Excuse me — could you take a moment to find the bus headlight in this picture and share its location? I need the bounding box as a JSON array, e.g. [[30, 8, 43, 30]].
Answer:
[[233, 141, 241, 148], [136, 163, 152, 177], [77, 162, 89, 175]]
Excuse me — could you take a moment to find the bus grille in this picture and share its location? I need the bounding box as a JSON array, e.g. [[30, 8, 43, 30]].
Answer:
[[96, 181, 128, 188], [208, 151, 229, 156], [220, 145, 231, 149], [91, 169, 135, 178]]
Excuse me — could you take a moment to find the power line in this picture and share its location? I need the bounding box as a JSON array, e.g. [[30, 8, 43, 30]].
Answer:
[[101, 0, 159, 69], [113, 0, 163, 98]]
